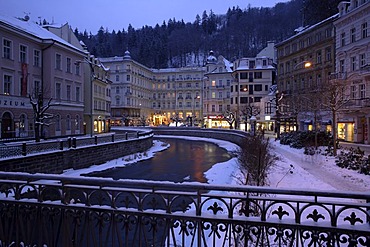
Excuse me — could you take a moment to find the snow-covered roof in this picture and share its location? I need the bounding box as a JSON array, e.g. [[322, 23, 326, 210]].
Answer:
[[276, 13, 339, 46], [0, 13, 84, 53]]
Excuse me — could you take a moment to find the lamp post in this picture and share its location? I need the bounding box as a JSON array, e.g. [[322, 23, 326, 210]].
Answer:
[[250, 115, 257, 135]]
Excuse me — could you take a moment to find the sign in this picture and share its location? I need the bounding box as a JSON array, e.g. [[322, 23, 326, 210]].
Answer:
[[0, 96, 30, 108]]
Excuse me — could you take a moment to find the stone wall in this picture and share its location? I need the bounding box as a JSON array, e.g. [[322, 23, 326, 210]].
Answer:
[[0, 136, 152, 174], [151, 127, 249, 146]]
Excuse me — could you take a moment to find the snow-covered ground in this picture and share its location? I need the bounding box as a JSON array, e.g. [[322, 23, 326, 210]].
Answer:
[[63, 135, 370, 193]]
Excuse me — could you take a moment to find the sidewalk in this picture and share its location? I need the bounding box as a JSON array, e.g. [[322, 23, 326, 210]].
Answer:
[[339, 141, 370, 155]]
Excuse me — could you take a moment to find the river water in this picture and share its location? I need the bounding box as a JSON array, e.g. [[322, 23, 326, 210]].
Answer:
[[88, 137, 231, 183]]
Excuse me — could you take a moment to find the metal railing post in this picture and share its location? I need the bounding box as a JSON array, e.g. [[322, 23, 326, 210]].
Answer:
[[21, 142, 26, 156], [72, 137, 76, 148], [94, 135, 98, 145], [111, 134, 114, 142]]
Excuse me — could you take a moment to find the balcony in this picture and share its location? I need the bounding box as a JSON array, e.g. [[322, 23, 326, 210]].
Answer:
[[0, 172, 368, 246]]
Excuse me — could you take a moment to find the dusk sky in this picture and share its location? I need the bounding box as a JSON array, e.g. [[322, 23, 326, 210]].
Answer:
[[1, 0, 289, 33]]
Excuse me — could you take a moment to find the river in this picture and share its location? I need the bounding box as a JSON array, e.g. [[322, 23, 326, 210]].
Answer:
[[87, 137, 231, 183]]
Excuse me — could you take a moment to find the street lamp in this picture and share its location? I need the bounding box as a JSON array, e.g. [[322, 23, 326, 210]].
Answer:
[[76, 58, 95, 137]]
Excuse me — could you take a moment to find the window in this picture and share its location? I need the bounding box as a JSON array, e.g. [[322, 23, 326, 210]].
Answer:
[[116, 86, 120, 94], [66, 58, 71, 73], [211, 92, 216, 98], [351, 85, 357, 99], [218, 92, 223, 98], [56, 115, 61, 131], [55, 54, 62, 70], [211, 105, 215, 112], [116, 97, 120, 106], [254, 72, 262, 79], [341, 32, 346, 46], [187, 82, 191, 88], [66, 115, 71, 130], [254, 84, 262, 91], [186, 102, 191, 108], [360, 84, 366, 99], [67, 85, 71, 100], [56, 82, 61, 100], [115, 75, 119, 82], [20, 45, 27, 63], [362, 22, 368, 39], [265, 102, 273, 114], [4, 74, 12, 95], [31, 50, 41, 67], [351, 28, 356, 43], [126, 75, 130, 81], [34, 80, 41, 96], [240, 97, 248, 103], [325, 47, 332, 61], [219, 105, 223, 112], [76, 86, 80, 102], [340, 59, 345, 73], [75, 63, 80, 75], [316, 51, 322, 63], [351, 56, 356, 71], [218, 80, 223, 87], [3, 39, 12, 59], [211, 80, 216, 87], [179, 102, 183, 108], [75, 115, 80, 130], [359, 53, 366, 68], [240, 73, 247, 79]]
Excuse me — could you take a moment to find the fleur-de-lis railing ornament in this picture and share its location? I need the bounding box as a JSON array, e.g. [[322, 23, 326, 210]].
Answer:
[[207, 202, 223, 215], [120, 195, 133, 208], [148, 196, 159, 210], [177, 199, 191, 212], [307, 209, 325, 222], [344, 212, 364, 225], [272, 206, 289, 220]]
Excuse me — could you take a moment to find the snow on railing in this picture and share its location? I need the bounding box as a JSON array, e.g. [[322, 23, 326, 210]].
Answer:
[[0, 172, 368, 247]]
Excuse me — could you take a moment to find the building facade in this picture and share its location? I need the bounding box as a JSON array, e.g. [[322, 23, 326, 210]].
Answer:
[[231, 49, 276, 132], [0, 14, 87, 140], [275, 15, 337, 134], [203, 51, 233, 128], [334, 0, 370, 143]]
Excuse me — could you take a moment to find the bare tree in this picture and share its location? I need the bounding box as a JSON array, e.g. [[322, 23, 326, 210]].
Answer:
[[29, 93, 54, 142], [321, 74, 350, 156], [223, 110, 235, 129], [139, 115, 148, 127]]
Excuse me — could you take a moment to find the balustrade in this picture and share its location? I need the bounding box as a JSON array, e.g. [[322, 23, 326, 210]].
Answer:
[[0, 172, 368, 246]]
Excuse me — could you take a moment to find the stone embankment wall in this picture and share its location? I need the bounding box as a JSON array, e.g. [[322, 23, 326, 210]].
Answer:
[[151, 127, 249, 146], [0, 135, 152, 174]]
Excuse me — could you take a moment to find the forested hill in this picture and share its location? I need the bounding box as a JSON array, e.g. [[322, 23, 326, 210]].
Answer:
[[73, 0, 341, 69]]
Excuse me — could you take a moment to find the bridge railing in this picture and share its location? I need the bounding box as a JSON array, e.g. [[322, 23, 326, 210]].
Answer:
[[0, 172, 368, 247], [0, 130, 153, 159]]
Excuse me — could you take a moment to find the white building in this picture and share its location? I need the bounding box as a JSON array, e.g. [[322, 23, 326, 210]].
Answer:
[[334, 0, 370, 143]]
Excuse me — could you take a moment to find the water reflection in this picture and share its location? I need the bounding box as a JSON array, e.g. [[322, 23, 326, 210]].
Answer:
[[88, 138, 231, 183]]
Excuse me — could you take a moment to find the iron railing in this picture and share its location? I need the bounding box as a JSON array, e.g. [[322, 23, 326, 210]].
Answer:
[[0, 131, 152, 159], [0, 172, 369, 247]]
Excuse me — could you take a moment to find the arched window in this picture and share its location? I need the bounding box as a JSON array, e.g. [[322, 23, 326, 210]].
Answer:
[[56, 115, 61, 131], [75, 115, 80, 130], [66, 115, 71, 130]]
